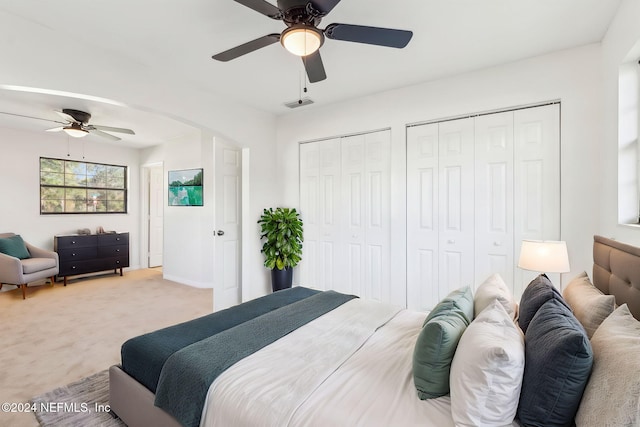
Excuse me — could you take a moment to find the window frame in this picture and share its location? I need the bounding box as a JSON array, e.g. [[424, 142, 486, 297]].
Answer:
[[39, 157, 128, 215]]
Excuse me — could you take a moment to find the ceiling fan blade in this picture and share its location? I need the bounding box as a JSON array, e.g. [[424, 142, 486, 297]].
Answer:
[[310, 0, 341, 15], [325, 23, 413, 48], [88, 128, 121, 141], [302, 50, 326, 83], [212, 33, 280, 62], [233, 0, 282, 19], [45, 126, 64, 132], [54, 110, 80, 123], [0, 111, 64, 125], [90, 124, 135, 135]]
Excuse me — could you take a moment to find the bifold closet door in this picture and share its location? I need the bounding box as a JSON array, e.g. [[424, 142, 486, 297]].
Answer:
[[513, 104, 560, 297], [407, 104, 560, 311], [299, 130, 391, 301], [474, 111, 515, 287], [341, 130, 391, 301], [299, 138, 341, 291], [406, 118, 475, 310]]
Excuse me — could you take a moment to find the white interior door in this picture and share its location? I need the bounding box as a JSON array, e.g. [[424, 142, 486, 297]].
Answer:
[[148, 164, 164, 267], [213, 141, 242, 311]]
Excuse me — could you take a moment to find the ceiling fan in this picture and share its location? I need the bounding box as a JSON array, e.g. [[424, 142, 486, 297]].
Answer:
[[45, 109, 135, 141], [212, 0, 413, 83], [0, 108, 135, 141]]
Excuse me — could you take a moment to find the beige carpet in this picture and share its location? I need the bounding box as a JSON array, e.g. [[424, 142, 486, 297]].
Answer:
[[0, 269, 213, 427]]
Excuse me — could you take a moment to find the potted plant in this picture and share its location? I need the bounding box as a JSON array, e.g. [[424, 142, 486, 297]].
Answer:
[[258, 207, 304, 292]]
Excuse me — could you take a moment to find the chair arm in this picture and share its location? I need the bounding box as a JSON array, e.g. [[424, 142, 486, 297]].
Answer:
[[26, 243, 59, 262], [0, 252, 23, 284]]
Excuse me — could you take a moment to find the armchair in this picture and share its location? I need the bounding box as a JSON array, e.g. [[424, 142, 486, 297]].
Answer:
[[0, 233, 59, 299]]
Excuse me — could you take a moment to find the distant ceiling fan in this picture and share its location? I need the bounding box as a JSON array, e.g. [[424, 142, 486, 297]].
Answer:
[[0, 108, 135, 141], [45, 109, 135, 141], [212, 0, 413, 83]]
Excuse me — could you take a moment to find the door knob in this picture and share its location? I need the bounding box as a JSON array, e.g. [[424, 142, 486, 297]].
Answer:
[[216, 230, 225, 236]]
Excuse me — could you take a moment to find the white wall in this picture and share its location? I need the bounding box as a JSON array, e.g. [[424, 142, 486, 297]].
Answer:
[[276, 44, 604, 290], [600, 0, 640, 244], [0, 126, 142, 267]]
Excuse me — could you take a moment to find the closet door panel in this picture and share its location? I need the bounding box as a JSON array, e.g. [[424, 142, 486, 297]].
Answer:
[[342, 135, 366, 296], [514, 104, 560, 296], [299, 138, 342, 291], [474, 111, 514, 289], [407, 124, 440, 310], [299, 143, 320, 289], [364, 130, 391, 302], [438, 118, 475, 296]]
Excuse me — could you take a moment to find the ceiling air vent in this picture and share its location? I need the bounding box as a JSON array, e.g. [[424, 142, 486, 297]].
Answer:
[[284, 97, 314, 109]]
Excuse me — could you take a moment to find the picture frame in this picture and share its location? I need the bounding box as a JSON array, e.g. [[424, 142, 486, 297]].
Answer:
[[168, 168, 203, 206]]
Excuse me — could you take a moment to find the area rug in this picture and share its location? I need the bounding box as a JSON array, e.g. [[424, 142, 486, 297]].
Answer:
[[30, 370, 125, 427]]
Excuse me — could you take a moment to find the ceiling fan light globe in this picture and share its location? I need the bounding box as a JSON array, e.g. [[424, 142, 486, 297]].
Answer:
[[63, 126, 89, 138], [281, 26, 323, 56]]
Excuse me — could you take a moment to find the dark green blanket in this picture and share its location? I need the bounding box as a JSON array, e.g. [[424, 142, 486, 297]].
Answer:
[[121, 286, 320, 393], [154, 290, 357, 427]]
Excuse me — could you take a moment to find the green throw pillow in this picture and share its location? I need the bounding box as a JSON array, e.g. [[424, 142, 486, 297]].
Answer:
[[413, 308, 468, 399], [0, 235, 31, 259], [413, 286, 473, 399]]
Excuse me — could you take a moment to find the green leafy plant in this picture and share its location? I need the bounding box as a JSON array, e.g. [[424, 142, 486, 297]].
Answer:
[[258, 207, 304, 270]]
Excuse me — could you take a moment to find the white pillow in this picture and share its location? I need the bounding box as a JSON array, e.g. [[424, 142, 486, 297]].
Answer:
[[562, 271, 615, 339], [576, 304, 640, 426], [474, 273, 518, 319], [450, 300, 525, 426]]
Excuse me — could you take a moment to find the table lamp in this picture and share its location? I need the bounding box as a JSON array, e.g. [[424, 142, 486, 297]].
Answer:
[[517, 240, 570, 273]]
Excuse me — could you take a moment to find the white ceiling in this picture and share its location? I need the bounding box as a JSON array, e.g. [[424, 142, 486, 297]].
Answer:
[[0, 0, 622, 147]]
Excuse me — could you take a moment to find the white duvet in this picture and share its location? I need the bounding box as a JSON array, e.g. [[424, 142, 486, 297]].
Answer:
[[199, 298, 520, 427]]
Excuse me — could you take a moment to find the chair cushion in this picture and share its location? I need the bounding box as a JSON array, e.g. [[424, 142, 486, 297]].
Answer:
[[0, 235, 30, 259], [21, 257, 57, 274]]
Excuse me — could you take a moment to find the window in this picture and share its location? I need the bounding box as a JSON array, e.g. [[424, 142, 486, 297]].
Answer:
[[617, 52, 640, 225], [40, 157, 127, 214]]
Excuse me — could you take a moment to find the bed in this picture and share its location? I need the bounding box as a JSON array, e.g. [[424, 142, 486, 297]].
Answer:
[[109, 235, 640, 427]]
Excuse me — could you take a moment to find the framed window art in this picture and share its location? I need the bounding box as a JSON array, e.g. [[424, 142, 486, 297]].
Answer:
[[168, 168, 203, 206]]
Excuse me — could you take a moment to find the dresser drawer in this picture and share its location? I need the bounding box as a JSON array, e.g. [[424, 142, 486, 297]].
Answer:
[[57, 247, 98, 262], [55, 235, 98, 250], [97, 244, 128, 258], [98, 233, 129, 246]]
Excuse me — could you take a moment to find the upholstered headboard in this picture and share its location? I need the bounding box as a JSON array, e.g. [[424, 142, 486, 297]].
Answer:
[[593, 235, 640, 319]]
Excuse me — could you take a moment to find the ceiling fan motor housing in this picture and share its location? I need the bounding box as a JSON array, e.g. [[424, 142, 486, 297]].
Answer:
[[62, 108, 91, 124]]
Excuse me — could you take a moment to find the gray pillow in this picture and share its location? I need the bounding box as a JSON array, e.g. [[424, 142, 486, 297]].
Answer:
[[518, 274, 569, 333], [562, 272, 615, 338], [518, 298, 593, 426]]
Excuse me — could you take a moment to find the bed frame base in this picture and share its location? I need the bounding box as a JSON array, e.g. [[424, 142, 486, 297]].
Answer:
[[109, 365, 182, 427]]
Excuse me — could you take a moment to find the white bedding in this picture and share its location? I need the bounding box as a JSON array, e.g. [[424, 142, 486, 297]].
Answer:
[[199, 299, 521, 427]]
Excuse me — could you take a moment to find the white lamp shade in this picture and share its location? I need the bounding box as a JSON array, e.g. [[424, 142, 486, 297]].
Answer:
[[518, 240, 570, 273], [281, 26, 323, 56]]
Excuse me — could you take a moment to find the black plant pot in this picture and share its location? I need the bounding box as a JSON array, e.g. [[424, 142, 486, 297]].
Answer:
[[271, 267, 293, 292]]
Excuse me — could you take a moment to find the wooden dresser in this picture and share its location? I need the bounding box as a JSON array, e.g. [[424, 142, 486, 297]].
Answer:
[[55, 232, 130, 285]]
